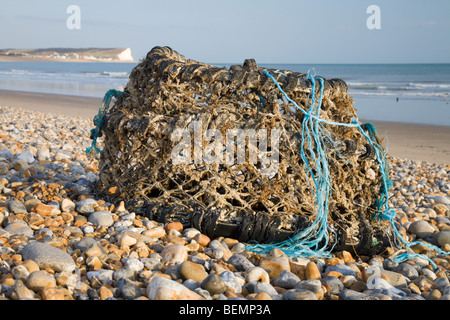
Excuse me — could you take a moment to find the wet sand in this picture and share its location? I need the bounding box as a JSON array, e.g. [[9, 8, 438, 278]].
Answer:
[[0, 89, 100, 118], [1, 89, 449, 165], [369, 121, 450, 165]]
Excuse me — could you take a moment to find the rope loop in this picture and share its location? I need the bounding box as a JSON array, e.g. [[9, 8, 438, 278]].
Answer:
[[86, 89, 124, 155]]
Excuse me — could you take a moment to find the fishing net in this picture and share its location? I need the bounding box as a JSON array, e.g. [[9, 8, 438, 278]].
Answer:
[[95, 46, 395, 257]]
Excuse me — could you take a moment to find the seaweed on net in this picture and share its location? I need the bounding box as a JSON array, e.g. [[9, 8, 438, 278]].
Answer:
[[95, 46, 393, 257]]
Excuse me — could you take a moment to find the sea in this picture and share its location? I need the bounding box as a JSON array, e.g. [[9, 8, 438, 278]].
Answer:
[[0, 61, 449, 126]]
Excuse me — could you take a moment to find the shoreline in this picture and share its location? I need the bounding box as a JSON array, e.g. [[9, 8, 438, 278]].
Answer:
[[0, 55, 138, 63], [0, 89, 100, 118], [1, 89, 449, 165]]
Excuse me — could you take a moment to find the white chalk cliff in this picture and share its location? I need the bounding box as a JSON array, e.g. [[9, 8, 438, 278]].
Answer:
[[117, 48, 134, 62]]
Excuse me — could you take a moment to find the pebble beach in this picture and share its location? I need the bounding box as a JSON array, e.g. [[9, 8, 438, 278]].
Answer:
[[0, 104, 450, 302]]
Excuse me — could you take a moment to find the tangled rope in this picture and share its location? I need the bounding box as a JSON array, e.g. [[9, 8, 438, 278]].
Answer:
[[246, 71, 449, 269], [246, 72, 388, 258], [86, 89, 124, 155]]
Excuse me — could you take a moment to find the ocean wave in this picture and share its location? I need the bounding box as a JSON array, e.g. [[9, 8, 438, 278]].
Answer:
[[10, 69, 30, 74], [347, 81, 386, 86], [0, 69, 130, 86], [409, 82, 450, 89], [348, 80, 450, 100], [348, 81, 450, 90], [348, 85, 393, 91], [101, 71, 130, 78], [350, 90, 449, 98]]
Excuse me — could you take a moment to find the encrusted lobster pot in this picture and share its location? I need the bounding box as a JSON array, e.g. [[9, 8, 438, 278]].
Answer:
[[98, 46, 393, 255]]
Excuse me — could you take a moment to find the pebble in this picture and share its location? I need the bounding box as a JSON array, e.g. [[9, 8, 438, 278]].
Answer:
[[35, 203, 60, 216], [21, 241, 76, 273], [41, 287, 68, 300], [324, 263, 358, 277], [433, 204, 448, 216], [0, 148, 13, 160], [231, 242, 246, 253], [228, 254, 255, 271], [245, 266, 270, 283], [147, 276, 204, 300], [5, 222, 33, 237], [295, 279, 324, 299], [11, 264, 30, 280], [142, 258, 162, 271], [143, 227, 166, 239], [88, 210, 114, 227], [99, 285, 114, 300], [380, 269, 408, 288], [75, 198, 98, 215], [433, 231, 450, 247], [36, 148, 50, 162], [165, 221, 183, 233], [74, 237, 102, 253], [10, 280, 36, 300], [124, 257, 144, 273], [117, 233, 137, 247], [321, 276, 344, 295], [282, 289, 317, 300], [56, 272, 77, 290], [83, 225, 95, 235], [246, 281, 278, 296], [273, 270, 301, 289], [259, 255, 290, 280], [26, 270, 57, 292], [22, 260, 40, 273], [393, 263, 419, 280], [305, 261, 322, 280], [120, 283, 141, 300], [340, 289, 378, 300], [431, 195, 450, 205], [201, 273, 227, 295], [435, 277, 450, 290], [87, 270, 114, 285], [8, 200, 27, 214], [194, 233, 211, 247], [160, 244, 188, 265], [408, 220, 435, 239], [114, 268, 135, 281], [219, 271, 243, 294], [16, 150, 35, 164], [183, 228, 200, 239], [179, 261, 208, 281], [61, 198, 75, 213]]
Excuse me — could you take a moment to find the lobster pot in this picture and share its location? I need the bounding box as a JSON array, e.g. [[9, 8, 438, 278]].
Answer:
[[98, 46, 392, 255]]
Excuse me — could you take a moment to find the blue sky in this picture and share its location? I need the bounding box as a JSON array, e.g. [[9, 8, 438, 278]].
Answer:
[[0, 0, 449, 63]]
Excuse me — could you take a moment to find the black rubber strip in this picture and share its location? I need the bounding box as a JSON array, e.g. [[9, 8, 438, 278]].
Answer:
[[249, 214, 264, 242], [361, 143, 376, 160], [205, 210, 221, 238], [264, 218, 281, 243], [215, 222, 240, 239], [239, 212, 255, 243], [342, 140, 357, 156], [284, 74, 298, 92], [273, 229, 295, 242], [191, 208, 205, 231]]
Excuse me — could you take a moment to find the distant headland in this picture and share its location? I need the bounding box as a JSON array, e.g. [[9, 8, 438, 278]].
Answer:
[[0, 47, 136, 63]]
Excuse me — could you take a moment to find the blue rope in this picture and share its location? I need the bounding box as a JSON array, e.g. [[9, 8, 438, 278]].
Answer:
[[247, 73, 339, 258], [246, 70, 449, 269], [86, 89, 123, 155]]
